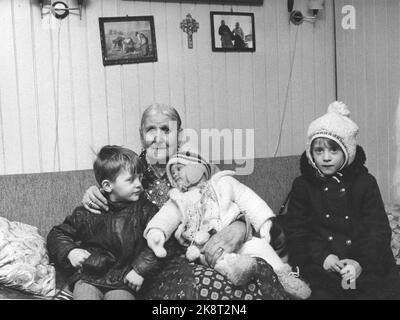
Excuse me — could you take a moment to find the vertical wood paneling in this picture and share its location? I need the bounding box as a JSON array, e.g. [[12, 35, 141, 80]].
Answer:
[[69, 1, 94, 169], [86, 0, 108, 156], [13, 0, 41, 173], [103, 0, 124, 146], [264, 0, 280, 156], [197, 2, 215, 133], [388, 0, 400, 202], [0, 90, 5, 174], [0, 0, 24, 173], [119, 0, 141, 153], [166, 2, 186, 121], [252, 3, 267, 158], [136, 1, 156, 110], [336, 0, 399, 202], [0, 0, 336, 180], [31, 1, 57, 172], [151, 1, 171, 104], [181, 2, 201, 134]]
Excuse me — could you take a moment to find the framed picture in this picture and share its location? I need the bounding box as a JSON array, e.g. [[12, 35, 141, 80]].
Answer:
[[210, 11, 255, 52], [99, 16, 157, 66]]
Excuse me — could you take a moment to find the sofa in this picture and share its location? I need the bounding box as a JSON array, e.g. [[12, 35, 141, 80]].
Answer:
[[0, 155, 398, 299]]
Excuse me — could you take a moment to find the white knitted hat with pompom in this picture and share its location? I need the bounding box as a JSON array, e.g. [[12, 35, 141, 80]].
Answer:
[[306, 101, 359, 169]]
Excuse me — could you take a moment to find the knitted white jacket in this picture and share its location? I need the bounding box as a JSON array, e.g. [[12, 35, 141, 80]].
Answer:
[[144, 170, 275, 244]]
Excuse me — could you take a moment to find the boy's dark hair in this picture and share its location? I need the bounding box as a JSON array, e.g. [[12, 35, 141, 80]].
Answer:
[[311, 137, 342, 152], [93, 145, 144, 186]]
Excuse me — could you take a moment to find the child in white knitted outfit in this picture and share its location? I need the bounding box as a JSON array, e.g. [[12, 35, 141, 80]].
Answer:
[[144, 151, 311, 299]]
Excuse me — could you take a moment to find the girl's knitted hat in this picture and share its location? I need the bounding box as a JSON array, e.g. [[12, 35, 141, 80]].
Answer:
[[166, 151, 212, 188], [306, 101, 359, 170]]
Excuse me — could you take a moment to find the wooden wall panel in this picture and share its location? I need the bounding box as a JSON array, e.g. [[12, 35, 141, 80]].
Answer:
[[0, 0, 336, 192], [335, 0, 400, 202]]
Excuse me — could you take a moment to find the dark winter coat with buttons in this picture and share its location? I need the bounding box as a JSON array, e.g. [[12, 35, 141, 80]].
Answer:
[[283, 146, 396, 279], [47, 195, 166, 291]]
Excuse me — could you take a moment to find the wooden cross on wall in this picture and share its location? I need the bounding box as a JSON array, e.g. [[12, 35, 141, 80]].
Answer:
[[180, 14, 199, 49]]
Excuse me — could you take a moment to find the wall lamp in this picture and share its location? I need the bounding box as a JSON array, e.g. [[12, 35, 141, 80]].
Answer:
[[288, 0, 324, 25], [39, 0, 85, 20]]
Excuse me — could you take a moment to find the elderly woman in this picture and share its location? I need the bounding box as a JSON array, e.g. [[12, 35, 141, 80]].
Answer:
[[82, 103, 289, 300]]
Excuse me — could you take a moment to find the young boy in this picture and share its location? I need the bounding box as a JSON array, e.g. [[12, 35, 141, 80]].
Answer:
[[47, 145, 163, 300], [144, 151, 311, 299], [283, 101, 400, 299]]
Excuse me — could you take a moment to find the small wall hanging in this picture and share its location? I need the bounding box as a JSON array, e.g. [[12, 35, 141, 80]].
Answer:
[[210, 11, 255, 52], [99, 16, 158, 66], [180, 14, 199, 49]]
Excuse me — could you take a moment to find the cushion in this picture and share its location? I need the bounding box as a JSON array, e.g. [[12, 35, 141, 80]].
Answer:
[[0, 216, 56, 296], [386, 203, 400, 265]]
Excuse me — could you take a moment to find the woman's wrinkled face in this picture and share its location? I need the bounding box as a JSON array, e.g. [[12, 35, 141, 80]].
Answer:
[[141, 112, 180, 165], [311, 138, 345, 176]]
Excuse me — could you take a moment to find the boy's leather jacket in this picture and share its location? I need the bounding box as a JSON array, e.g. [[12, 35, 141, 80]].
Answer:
[[47, 195, 167, 290]]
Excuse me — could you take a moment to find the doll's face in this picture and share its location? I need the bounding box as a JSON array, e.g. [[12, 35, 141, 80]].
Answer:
[[171, 163, 189, 190], [171, 163, 206, 191]]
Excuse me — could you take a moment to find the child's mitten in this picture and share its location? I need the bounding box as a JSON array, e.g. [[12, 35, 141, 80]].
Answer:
[[146, 229, 167, 258]]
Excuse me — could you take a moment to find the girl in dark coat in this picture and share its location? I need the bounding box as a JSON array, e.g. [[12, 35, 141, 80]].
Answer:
[[283, 101, 400, 300]]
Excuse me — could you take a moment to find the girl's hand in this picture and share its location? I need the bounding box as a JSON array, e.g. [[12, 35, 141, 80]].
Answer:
[[67, 248, 91, 268], [339, 259, 362, 281], [82, 186, 108, 214], [124, 270, 144, 292], [202, 221, 246, 267], [323, 254, 344, 273]]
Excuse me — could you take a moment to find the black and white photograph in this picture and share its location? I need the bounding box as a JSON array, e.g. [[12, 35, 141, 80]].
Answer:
[[99, 16, 157, 66], [210, 11, 255, 52], [0, 0, 400, 305]]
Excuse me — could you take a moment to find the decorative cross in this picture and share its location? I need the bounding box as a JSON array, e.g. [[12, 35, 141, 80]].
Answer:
[[180, 14, 199, 49]]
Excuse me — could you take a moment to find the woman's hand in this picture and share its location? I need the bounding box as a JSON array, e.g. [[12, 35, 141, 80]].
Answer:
[[82, 186, 108, 214], [202, 221, 246, 267]]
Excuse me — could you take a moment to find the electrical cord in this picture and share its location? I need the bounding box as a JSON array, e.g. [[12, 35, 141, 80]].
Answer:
[[273, 26, 300, 157], [52, 19, 62, 171]]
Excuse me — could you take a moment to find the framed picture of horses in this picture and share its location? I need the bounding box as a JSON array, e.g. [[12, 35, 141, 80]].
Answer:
[[99, 16, 158, 66], [210, 12, 255, 52]]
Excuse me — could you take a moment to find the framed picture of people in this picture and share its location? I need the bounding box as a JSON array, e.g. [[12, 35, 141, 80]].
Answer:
[[210, 11, 255, 52], [99, 16, 158, 66]]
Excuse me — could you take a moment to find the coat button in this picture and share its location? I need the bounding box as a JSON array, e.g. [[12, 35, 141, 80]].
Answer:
[[345, 216, 349, 220], [323, 187, 329, 192], [328, 236, 333, 241], [340, 188, 346, 193], [346, 240, 352, 245], [325, 214, 330, 219]]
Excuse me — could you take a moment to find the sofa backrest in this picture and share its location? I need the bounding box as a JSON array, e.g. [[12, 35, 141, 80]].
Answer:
[[0, 155, 301, 237]]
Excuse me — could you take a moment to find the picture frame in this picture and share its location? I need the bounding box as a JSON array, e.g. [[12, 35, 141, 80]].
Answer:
[[99, 16, 157, 66], [210, 11, 255, 52]]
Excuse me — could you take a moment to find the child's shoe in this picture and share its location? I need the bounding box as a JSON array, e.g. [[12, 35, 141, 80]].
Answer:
[[275, 264, 311, 300]]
